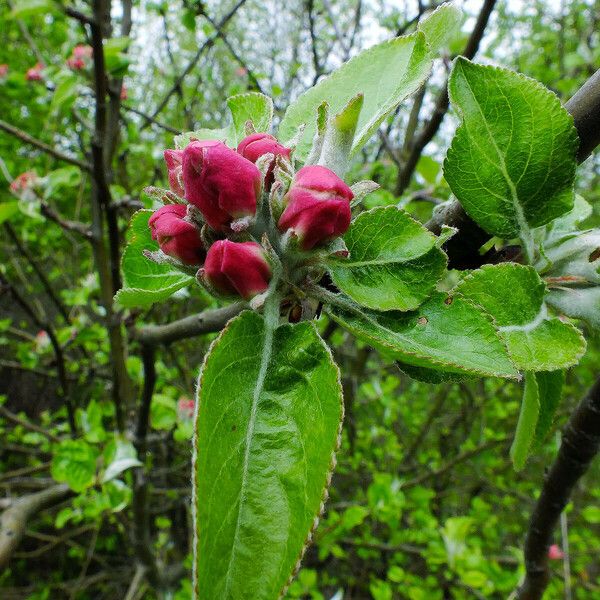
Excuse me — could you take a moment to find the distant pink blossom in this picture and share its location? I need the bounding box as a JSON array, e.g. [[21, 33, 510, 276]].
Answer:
[[548, 544, 565, 560], [177, 398, 195, 420], [235, 66, 248, 77], [25, 63, 44, 82], [66, 57, 86, 70], [9, 171, 38, 195], [0, 64, 8, 78], [35, 330, 51, 351], [120, 84, 128, 100], [73, 45, 93, 60]]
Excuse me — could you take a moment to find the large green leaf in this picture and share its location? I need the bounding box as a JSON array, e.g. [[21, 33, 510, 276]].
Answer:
[[279, 31, 432, 160], [192, 311, 343, 599], [115, 210, 194, 309], [328, 292, 518, 379], [455, 264, 586, 371], [328, 207, 446, 311], [444, 58, 578, 241], [51, 439, 99, 493], [418, 3, 463, 55], [227, 92, 274, 144], [510, 371, 539, 471]]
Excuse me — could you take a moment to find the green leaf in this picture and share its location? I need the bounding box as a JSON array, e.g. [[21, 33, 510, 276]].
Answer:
[[10, 0, 55, 18], [444, 58, 578, 241], [226, 92, 273, 143], [51, 75, 79, 113], [0, 201, 18, 225], [328, 207, 446, 311], [174, 127, 229, 150], [418, 3, 463, 55], [455, 264, 586, 371], [150, 394, 177, 430], [102, 437, 142, 483], [328, 292, 518, 379], [534, 370, 565, 445], [510, 372, 540, 471], [115, 210, 194, 309], [192, 311, 343, 599], [51, 439, 99, 492], [279, 32, 432, 160]]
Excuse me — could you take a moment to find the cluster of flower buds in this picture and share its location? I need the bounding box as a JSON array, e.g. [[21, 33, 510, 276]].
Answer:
[[66, 45, 93, 70], [25, 63, 44, 82], [147, 131, 354, 300], [9, 171, 39, 198]]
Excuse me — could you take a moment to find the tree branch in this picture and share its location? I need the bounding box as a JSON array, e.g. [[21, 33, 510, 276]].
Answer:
[[395, 0, 498, 196], [134, 302, 246, 347], [0, 119, 91, 172], [515, 377, 600, 599], [0, 484, 72, 569]]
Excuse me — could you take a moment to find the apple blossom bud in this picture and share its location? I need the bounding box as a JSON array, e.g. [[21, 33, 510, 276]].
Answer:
[[148, 204, 205, 265], [278, 165, 353, 250], [120, 85, 128, 100], [203, 240, 271, 299], [9, 171, 38, 195], [25, 63, 44, 82], [0, 64, 8, 79], [73, 45, 93, 60], [238, 133, 291, 187], [163, 149, 185, 197], [548, 544, 565, 560], [182, 140, 261, 232], [177, 397, 195, 420], [67, 57, 86, 70]]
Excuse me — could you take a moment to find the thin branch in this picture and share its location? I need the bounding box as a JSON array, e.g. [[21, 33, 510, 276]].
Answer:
[[0, 119, 91, 172], [145, 0, 248, 127], [134, 302, 246, 347], [395, 0, 498, 196], [0, 405, 61, 443], [515, 377, 600, 599], [306, 0, 323, 85], [0, 484, 72, 569], [122, 104, 182, 135]]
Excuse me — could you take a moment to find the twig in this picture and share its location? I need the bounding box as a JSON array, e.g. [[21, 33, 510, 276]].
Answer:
[[0, 119, 91, 172], [134, 302, 246, 347], [515, 377, 600, 599], [0, 484, 72, 569], [0, 405, 61, 443], [395, 0, 498, 196]]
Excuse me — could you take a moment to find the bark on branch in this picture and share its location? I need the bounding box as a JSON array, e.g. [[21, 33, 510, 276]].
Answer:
[[0, 484, 72, 569]]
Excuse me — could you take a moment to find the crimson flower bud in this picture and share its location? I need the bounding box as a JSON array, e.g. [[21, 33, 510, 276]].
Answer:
[[25, 63, 44, 82], [237, 133, 291, 187], [163, 149, 184, 197], [204, 240, 271, 299], [278, 165, 353, 250], [148, 204, 205, 266], [182, 140, 261, 231], [0, 64, 8, 79]]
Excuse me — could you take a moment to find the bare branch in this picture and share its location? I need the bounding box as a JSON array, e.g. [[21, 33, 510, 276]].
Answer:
[[0, 119, 91, 172]]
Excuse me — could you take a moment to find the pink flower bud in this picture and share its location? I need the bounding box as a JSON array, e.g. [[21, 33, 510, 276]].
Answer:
[[9, 171, 38, 195], [120, 84, 128, 100], [73, 45, 93, 60], [66, 57, 86, 70], [182, 140, 261, 232], [548, 544, 565, 560], [235, 67, 248, 77], [163, 149, 184, 197], [148, 204, 205, 265], [35, 330, 50, 351], [237, 133, 291, 188], [25, 63, 44, 82], [177, 397, 195, 420], [0, 64, 8, 78], [204, 240, 271, 299], [278, 165, 353, 250]]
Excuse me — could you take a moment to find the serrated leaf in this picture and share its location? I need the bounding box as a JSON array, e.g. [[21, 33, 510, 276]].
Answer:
[[444, 58, 578, 241], [534, 370, 565, 445], [328, 207, 446, 311], [510, 372, 539, 471], [328, 292, 518, 378], [279, 32, 432, 160], [418, 3, 463, 55], [51, 439, 99, 492], [455, 263, 586, 371], [226, 92, 273, 144], [192, 311, 343, 599], [115, 210, 194, 309]]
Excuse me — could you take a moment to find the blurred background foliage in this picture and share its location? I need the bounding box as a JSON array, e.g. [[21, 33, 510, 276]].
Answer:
[[0, 0, 599, 598]]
